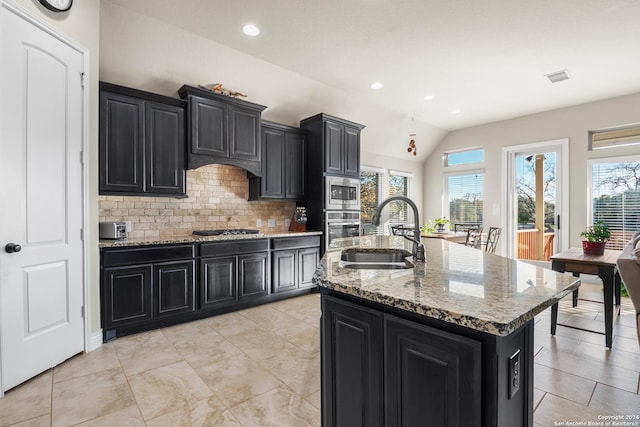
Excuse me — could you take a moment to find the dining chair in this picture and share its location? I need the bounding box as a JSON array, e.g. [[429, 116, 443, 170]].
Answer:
[[464, 228, 483, 248], [483, 227, 501, 253]]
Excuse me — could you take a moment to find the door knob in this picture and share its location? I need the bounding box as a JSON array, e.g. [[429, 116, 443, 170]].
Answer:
[[4, 243, 22, 253]]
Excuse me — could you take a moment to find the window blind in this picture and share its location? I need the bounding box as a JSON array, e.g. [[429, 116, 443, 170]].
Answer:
[[447, 173, 483, 227], [388, 174, 411, 229], [591, 161, 640, 249]]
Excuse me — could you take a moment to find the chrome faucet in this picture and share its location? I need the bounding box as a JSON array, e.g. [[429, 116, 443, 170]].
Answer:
[[371, 195, 425, 262]]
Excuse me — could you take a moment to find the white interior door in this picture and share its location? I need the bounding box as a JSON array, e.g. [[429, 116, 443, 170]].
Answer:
[[0, 3, 85, 392]]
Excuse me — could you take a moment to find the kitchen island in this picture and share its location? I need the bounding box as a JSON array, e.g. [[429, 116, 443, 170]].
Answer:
[[313, 236, 580, 427]]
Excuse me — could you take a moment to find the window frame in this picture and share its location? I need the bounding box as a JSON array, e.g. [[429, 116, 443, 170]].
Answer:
[[360, 166, 414, 234], [443, 168, 485, 227], [443, 147, 485, 167], [586, 154, 640, 249]]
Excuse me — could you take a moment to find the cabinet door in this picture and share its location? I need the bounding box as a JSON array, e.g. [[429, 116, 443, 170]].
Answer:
[[384, 315, 482, 427], [99, 92, 145, 193], [298, 247, 319, 289], [261, 127, 285, 198], [344, 126, 360, 177], [200, 256, 237, 310], [190, 95, 228, 157], [146, 101, 186, 195], [102, 265, 152, 328], [229, 105, 260, 161], [238, 252, 269, 300], [285, 132, 306, 198], [324, 121, 344, 175], [272, 250, 297, 293], [322, 295, 383, 427], [154, 260, 195, 319]]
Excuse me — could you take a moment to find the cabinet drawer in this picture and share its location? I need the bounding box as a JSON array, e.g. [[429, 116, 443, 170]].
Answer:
[[199, 239, 269, 257], [271, 235, 320, 250], [102, 245, 195, 267]]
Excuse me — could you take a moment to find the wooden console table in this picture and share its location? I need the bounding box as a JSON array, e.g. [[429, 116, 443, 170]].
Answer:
[[550, 247, 622, 348]]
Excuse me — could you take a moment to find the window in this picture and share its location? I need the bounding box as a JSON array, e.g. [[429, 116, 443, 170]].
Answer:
[[589, 125, 640, 150], [446, 172, 483, 228], [360, 167, 413, 235], [589, 157, 640, 249], [360, 169, 381, 235], [444, 148, 484, 167]]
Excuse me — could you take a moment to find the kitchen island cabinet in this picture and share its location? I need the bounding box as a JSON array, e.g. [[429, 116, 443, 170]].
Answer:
[[314, 236, 580, 427]]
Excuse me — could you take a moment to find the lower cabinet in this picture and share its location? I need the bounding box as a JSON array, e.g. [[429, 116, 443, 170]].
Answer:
[[198, 239, 270, 314], [322, 294, 482, 427], [101, 245, 196, 341], [100, 235, 321, 341], [272, 235, 320, 293]]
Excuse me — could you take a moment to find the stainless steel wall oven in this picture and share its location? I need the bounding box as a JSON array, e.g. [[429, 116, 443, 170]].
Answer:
[[325, 211, 361, 249]]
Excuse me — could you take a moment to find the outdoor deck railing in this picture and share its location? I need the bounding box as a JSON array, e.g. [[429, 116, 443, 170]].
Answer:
[[517, 229, 555, 261]]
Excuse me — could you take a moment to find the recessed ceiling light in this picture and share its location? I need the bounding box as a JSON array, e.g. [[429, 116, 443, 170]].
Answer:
[[423, 95, 434, 101], [242, 24, 260, 36], [451, 109, 461, 115], [370, 82, 383, 90]]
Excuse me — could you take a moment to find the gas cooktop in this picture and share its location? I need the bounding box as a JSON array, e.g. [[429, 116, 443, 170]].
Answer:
[[192, 229, 261, 236]]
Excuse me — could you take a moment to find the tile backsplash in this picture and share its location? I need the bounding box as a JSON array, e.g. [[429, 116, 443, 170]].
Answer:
[[98, 164, 296, 239]]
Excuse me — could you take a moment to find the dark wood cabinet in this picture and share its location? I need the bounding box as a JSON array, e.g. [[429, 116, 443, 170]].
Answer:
[[248, 121, 306, 200], [198, 239, 270, 314], [384, 315, 481, 427], [238, 252, 269, 300], [321, 295, 384, 427], [321, 289, 535, 427], [321, 293, 482, 427], [271, 236, 320, 294], [99, 82, 186, 197], [154, 260, 196, 319], [201, 256, 237, 310], [300, 113, 365, 178], [100, 244, 195, 341], [100, 235, 321, 341], [178, 85, 266, 176]]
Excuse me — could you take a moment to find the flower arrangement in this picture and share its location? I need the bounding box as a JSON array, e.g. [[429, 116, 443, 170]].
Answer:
[[580, 221, 610, 255]]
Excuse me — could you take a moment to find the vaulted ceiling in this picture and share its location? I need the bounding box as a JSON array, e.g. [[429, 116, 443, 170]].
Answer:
[[107, 0, 640, 159]]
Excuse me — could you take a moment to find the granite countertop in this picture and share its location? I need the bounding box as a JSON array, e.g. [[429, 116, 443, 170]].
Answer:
[[99, 230, 323, 248], [313, 235, 580, 336]]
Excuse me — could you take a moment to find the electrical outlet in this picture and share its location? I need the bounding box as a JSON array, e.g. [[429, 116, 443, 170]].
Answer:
[[125, 221, 132, 232], [285, 218, 290, 227], [256, 219, 262, 228], [508, 349, 521, 399], [268, 218, 276, 228]]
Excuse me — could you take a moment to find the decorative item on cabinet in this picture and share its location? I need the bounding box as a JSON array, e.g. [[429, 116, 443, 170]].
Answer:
[[178, 84, 267, 176], [289, 206, 307, 232], [248, 120, 307, 200], [99, 82, 187, 197]]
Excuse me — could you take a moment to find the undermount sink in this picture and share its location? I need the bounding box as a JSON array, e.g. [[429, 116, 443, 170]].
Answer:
[[339, 248, 414, 269]]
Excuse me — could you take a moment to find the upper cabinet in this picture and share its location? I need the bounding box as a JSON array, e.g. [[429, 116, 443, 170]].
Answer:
[[300, 113, 365, 178], [99, 82, 186, 197], [248, 121, 306, 200], [178, 85, 267, 176]]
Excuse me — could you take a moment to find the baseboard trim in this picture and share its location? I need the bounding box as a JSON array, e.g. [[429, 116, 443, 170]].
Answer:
[[87, 330, 103, 352]]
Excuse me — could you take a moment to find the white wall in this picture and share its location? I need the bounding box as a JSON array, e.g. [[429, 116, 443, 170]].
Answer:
[[98, 1, 442, 169], [8, 0, 102, 338], [423, 92, 640, 253]]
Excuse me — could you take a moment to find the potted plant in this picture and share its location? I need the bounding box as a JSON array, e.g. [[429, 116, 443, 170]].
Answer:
[[433, 217, 452, 233], [580, 221, 611, 255]]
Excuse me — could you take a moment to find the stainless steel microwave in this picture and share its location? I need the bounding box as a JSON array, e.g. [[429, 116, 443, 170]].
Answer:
[[325, 176, 360, 210]]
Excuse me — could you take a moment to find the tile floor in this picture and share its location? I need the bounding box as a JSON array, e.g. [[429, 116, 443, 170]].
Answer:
[[1, 282, 639, 427]]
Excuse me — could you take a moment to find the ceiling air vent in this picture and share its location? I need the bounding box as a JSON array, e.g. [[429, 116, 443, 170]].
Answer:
[[545, 70, 570, 83]]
